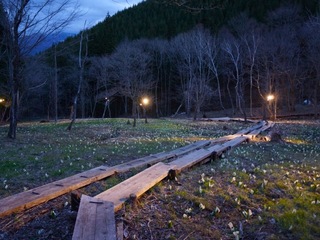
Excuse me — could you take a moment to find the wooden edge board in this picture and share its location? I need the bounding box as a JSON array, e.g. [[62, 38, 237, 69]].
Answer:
[[72, 195, 116, 240], [236, 121, 266, 134], [245, 122, 274, 138], [218, 136, 249, 149], [199, 117, 257, 123], [95, 162, 174, 212], [115, 140, 210, 173], [0, 167, 117, 218], [169, 148, 213, 171]]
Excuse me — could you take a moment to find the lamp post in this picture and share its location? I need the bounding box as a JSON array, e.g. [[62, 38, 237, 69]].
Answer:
[[140, 97, 149, 123], [102, 97, 110, 118], [267, 94, 276, 120]]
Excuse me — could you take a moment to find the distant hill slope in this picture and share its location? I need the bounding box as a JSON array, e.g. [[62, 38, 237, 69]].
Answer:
[[30, 32, 75, 55], [55, 0, 319, 55]]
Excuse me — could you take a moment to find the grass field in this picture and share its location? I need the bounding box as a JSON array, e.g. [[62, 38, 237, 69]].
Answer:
[[0, 118, 319, 239]]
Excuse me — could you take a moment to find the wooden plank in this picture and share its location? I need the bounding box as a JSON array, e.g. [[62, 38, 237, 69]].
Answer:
[[169, 148, 213, 171], [200, 117, 257, 123], [72, 195, 116, 240], [246, 122, 274, 137], [209, 122, 266, 145], [115, 140, 210, 173], [0, 166, 117, 218], [220, 136, 249, 148], [170, 140, 210, 155], [236, 121, 266, 134], [95, 162, 173, 211]]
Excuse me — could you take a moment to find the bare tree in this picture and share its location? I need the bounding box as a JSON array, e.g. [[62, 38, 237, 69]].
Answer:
[[205, 33, 224, 110], [1, 0, 79, 138], [67, 29, 89, 131], [109, 39, 154, 127], [257, 5, 302, 117], [89, 55, 121, 118], [171, 26, 213, 120], [304, 17, 320, 118], [221, 31, 247, 119]]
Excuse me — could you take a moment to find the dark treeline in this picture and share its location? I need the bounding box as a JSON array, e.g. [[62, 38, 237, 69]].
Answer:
[[1, 0, 320, 124]]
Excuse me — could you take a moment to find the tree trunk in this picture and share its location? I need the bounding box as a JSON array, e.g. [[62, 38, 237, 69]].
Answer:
[[132, 101, 137, 127], [54, 46, 58, 123], [67, 30, 88, 131], [8, 90, 18, 139], [7, 49, 19, 139]]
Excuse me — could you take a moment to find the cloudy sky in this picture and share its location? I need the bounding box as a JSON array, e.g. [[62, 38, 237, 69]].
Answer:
[[66, 0, 144, 34]]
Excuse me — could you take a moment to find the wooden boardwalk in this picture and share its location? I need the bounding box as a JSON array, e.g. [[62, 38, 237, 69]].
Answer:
[[0, 119, 274, 240], [72, 120, 273, 240], [0, 140, 209, 218]]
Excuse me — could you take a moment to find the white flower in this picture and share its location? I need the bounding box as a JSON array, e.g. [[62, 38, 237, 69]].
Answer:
[[215, 206, 220, 213], [233, 231, 240, 240], [228, 222, 234, 231], [199, 186, 203, 194], [242, 210, 248, 218], [263, 179, 268, 186], [185, 208, 192, 213], [199, 203, 205, 210]]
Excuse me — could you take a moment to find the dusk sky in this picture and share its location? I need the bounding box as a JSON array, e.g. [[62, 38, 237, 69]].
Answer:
[[66, 0, 144, 34]]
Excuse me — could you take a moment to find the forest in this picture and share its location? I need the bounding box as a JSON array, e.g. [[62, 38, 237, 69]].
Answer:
[[1, 0, 320, 136]]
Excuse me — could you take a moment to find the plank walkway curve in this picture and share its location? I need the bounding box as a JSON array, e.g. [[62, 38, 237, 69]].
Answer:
[[0, 119, 274, 240], [73, 120, 274, 240]]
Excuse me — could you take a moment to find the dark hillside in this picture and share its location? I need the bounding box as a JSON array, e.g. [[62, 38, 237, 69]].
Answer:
[[86, 0, 319, 55]]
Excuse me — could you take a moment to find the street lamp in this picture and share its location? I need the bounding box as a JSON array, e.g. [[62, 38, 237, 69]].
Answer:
[[140, 97, 149, 123], [266, 94, 276, 120], [267, 94, 275, 102]]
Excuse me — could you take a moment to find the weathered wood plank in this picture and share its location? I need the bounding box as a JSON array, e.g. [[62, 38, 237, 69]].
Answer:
[[0, 166, 117, 218], [72, 195, 116, 240], [115, 140, 210, 173], [236, 121, 266, 135], [220, 136, 249, 148], [95, 162, 173, 211], [199, 117, 258, 123], [245, 121, 274, 138], [169, 148, 213, 171]]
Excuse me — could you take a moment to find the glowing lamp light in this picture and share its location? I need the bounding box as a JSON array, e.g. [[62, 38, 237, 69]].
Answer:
[[142, 97, 149, 106], [0, 98, 5, 103], [267, 94, 275, 101]]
